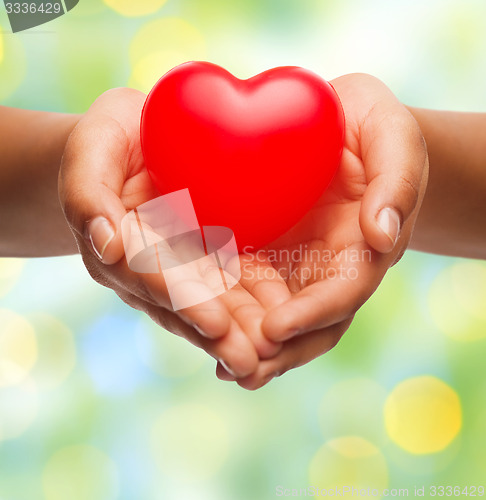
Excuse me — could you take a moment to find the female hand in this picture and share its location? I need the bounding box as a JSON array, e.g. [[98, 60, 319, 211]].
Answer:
[[218, 73, 429, 389], [59, 88, 283, 378]]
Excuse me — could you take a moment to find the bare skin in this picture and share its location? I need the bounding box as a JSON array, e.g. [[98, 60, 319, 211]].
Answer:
[[1, 74, 484, 389]]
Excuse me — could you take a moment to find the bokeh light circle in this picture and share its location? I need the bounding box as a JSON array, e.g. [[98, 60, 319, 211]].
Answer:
[[130, 50, 191, 95], [0, 377, 38, 441], [27, 313, 76, 390], [0, 27, 26, 101], [135, 317, 207, 378], [151, 404, 229, 481], [129, 18, 206, 94], [429, 261, 486, 341], [42, 445, 119, 500], [0, 309, 37, 387], [308, 436, 388, 494], [384, 376, 462, 455], [103, 0, 167, 17], [0, 258, 24, 298]]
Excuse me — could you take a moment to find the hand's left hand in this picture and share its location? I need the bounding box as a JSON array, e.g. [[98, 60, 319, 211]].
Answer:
[[217, 73, 429, 389]]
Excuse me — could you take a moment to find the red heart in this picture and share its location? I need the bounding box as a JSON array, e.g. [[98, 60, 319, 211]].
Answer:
[[140, 61, 344, 251]]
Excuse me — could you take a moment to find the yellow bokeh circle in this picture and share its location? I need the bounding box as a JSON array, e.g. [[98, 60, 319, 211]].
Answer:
[[0, 377, 38, 441], [129, 18, 206, 93], [43, 445, 119, 500], [103, 0, 167, 17], [151, 404, 229, 481], [429, 261, 486, 341], [129, 50, 191, 95], [384, 375, 462, 454], [309, 436, 388, 495], [0, 26, 26, 101], [0, 258, 24, 298], [0, 309, 37, 387]]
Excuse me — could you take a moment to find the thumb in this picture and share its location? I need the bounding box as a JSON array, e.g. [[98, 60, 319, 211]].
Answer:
[[359, 108, 428, 253], [59, 118, 130, 265]]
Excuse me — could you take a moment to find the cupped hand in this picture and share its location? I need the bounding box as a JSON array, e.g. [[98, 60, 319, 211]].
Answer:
[[60, 75, 428, 391], [218, 73, 429, 389], [58, 88, 283, 378]]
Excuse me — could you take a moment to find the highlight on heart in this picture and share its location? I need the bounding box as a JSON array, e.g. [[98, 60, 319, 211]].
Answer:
[[123, 60, 346, 310], [140, 60, 345, 252]]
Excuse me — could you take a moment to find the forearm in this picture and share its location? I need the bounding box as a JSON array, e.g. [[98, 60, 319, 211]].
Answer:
[[0, 107, 80, 257], [408, 107, 486, 259]]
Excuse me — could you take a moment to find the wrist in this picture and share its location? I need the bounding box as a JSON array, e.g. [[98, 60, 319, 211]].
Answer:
[[406, 106, 486, 259], [0, 109, 82, 257]]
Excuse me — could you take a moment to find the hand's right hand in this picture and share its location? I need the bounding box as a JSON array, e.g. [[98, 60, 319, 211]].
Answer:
[[59, 88, 282, 378]]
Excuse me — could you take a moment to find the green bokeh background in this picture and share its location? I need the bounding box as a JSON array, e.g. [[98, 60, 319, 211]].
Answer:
[[1, 1, 486, 499]]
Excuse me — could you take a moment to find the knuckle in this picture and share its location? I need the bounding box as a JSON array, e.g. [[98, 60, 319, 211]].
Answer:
[[199, 264, 221, 279], [399, 114, 428, 169], [349, 73, 385, 88], [405, 115, 427, 152], [383, 110, 415, 135], [396, 173, 420, 212], [60, 185, 84, 220], [99, 87, 145, 102]]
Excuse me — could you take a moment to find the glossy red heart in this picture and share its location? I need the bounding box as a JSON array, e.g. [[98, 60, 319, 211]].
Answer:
[[140, 61, 344, 251]]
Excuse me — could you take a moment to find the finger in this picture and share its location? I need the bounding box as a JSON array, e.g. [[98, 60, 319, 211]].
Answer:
[[237, 252, 292, 309], [111, 218, 234, 339], [141, 262, 232, 339], [262, 244, 386, 341], [196, 320, 260, 378], [216, 361, 236, 381], [237, 319, 351, 390], [217, 283, 283, 359], [59, 88, 147, 265], [88, 238, 233, 340], [221, 253, 286, 356], [358, 98, 428, 253]]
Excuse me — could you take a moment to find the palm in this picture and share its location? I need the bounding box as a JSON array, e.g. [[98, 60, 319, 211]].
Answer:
[[264, 128, 369, 292], [228, 74, 430, 388], [72, 78, 426, 389], [118, 81, 372, 310]]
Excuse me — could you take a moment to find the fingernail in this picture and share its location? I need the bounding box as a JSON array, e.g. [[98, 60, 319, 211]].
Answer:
[[86, 217, 115, 262], [219, 359, 237, 377], [376, 207, 401, 249], [194, 324, 211, 338]]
